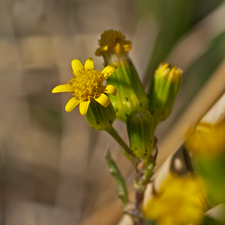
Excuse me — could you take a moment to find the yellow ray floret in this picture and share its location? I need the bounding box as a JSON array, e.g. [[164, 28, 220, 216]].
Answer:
[[52, 58, 117, 116], [156, 63, 183, 79], [95, 29, 132, 56]]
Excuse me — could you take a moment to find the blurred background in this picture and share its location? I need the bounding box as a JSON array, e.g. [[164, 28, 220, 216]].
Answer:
[[0, 0, 225, 224]]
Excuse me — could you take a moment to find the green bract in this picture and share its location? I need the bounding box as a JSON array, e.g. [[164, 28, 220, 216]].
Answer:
[[127, 110, 155, 159], [107, 59, 149, 122], [86, 99, 116, 131]]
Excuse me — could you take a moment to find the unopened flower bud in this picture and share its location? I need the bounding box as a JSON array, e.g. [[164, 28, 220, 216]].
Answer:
[[148, 63, 182, 126], [127, 110, 155, 159], [86, 99, 116, 131]]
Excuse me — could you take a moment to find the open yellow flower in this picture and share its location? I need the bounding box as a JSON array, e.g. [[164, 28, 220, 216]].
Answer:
[[52, 58, 117, 115]]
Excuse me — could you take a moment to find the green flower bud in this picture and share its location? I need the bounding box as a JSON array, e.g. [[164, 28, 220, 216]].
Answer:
[[95, 30, 149, 122], [148, 63, 182, 126], [127, 110, 155, 159], [86, 99, 116, 131]]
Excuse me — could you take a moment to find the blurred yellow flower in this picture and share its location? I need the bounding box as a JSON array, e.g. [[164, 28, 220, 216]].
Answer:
[[185, 121, 225, 155], [143, 175, 204, 225], [95, 29, 132, 56], [52, 58, 117, 115]]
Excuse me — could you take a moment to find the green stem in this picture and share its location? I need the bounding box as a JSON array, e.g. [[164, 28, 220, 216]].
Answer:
[[134, 148, 158, 216], [139, 162, 156, 187], [106, 126, 139, 166], [140, 148, 158, 187]]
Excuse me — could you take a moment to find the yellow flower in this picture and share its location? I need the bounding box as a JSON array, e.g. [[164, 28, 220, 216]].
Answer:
[[143, 175, 204, 225], [52, 58, 117, 116], [185, 122, 225, 156], [95, 29, 132, 56]]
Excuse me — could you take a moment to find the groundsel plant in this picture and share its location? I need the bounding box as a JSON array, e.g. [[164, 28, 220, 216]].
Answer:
[[52, 30, 224, 225]]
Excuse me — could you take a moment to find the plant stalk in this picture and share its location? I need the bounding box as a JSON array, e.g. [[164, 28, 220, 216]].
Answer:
[[106, 126, 139, 166]]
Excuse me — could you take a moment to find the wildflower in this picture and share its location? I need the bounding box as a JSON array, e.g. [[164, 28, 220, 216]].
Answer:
[[96, 30, 149, 122], [143, 174, 204, 225], [52, 58, 117, 116], [185, 121, 225, 156], [127, 110, 155, 160], [148, 63, 182, 127]]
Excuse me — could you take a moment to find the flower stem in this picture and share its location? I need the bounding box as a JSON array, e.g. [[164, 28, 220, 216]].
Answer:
[[106, 126, 139, 166], [140, 148, 158, 187], [133, 147, 158, 222]]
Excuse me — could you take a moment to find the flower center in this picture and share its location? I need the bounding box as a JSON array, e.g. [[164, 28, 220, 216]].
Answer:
[[69, 69, 106, 101], [99, 30, 126, 47]]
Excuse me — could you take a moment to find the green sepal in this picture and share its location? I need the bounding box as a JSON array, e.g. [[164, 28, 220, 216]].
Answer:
[[148, 63, 182, 126], [86, 99, 116, 131], [106, 59, 149, 122], [127, 110, 155, 159]]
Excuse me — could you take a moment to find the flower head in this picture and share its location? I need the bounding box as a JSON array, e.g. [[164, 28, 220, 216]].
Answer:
[[52, 58, 117, 116], [95, 30, 132, 56], [143, 175, 205, 225]]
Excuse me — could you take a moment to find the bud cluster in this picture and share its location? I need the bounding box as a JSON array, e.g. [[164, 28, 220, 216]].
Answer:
[[52, 29, 184, 224], [94, 30, 182, 164], [52, 29, 182, 165]]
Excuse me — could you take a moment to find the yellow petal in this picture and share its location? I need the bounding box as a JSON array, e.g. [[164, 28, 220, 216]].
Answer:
[[84, 58, 94, 70], [71, 59, 83, 75], [52, 84, 73, 93], [65, 97, 80, 112], [104, 85, 117, 96], [95, 94, 110, 107], [101, 64, 117, 79], [79, 101, 90, 116]]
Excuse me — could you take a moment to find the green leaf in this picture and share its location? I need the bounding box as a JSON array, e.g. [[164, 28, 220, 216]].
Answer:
[[193, 152, 225, 205], [105, 151, 129, 209]]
